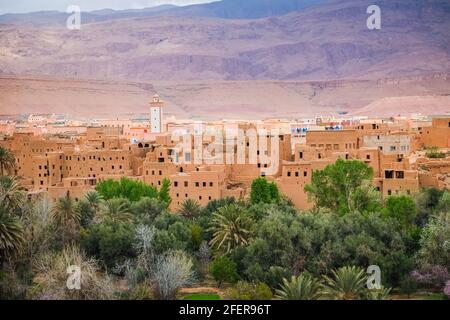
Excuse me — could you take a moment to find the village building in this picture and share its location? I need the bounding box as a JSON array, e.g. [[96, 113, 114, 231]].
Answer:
[[0, 98, 449, 212]]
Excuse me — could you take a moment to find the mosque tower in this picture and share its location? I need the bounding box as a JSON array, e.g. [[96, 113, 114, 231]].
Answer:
[[150, 94, 164, 134]]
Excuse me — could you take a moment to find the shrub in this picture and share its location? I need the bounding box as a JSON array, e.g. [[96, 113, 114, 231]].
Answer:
[[416, 212, 450, 268], [152, 251, 196, 300], [190, 224, 203, 251], [321, 266, 367, 300], [30, 245, 115, 300], [275, 274, 322, 300], [264, 266, 291, 289], [444, 281, 450, 299], [226, 281, 273, 300], [81, 221, 136, 269], [425, 146, 446, 159], [411, 266, 450, 290], [210, 256, 238, 287], [365, 286, 391, 300]]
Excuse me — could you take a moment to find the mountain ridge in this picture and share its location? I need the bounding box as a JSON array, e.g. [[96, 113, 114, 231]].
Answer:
[[0, 0, 327, 26], [0, 0, 449, 82], [1, 0, 449, 120]]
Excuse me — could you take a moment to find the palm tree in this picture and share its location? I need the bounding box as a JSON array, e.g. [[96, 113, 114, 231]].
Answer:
[[322, 266, 367, 300], [208, 204, 253, 254], [77, 199, 95, 228], [99, 198, 132, 223], [0, 146, 15, 176], [178, 199, 202, 220], [0, 205, 25, 259], [51, 195, 81, 244], [77, 191, 103, 227], [51, 195, 81, 228], [275, 274, 323, 300], [0, 175, 25, 214], [84, 190, 102, 212]]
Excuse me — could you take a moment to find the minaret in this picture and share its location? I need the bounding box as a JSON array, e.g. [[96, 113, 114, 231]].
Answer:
[[150, 94, 164, 133]]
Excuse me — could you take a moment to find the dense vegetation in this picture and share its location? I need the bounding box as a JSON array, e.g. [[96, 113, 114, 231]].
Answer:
[[0, 151, 449, 300]]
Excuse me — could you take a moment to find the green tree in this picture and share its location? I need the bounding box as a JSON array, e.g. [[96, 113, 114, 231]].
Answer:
[[436, 191, 450, 213], [0, 176, 25, 214], [51, 195, 81, 243], [77, 191, 102, 227], [152, 230, 180, 255], [350, 181, 382, 214], [234, 209, 410, 287], [250, 178, 280, 204], [275, 274, 322, 300], [151, 220, 193, 255], [416, 211, 450, 268], [0, 146, 15, 176], [158, 178, 172, 207], [190, 224, 203, 251], [178, 199, 202, 220], [20, 196, 54, 260], [384, 195, 417, 227], [305, 159, 374, 215], [99, 198, 133, 223], [322, 266, 367, 300], [210, 256, 238, 287], [77, 199, 95, 228], [209, 205, 253, 254], [203, 197, 236, 215], [85, 190, 102, 212], [247, 201, 297, 222], [81, 221, 136, 269], [96, 177, 158, 202], [415, 188, 445, 227], [153, 212, 186, 230], [131, 197, 166, 224], [0, 205, 25, 260]]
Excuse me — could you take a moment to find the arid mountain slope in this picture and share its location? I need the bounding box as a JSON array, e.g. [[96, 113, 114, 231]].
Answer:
[[350, 96, 450, 117], [0, 0, 449, 81], [1, 74, 449, 119]]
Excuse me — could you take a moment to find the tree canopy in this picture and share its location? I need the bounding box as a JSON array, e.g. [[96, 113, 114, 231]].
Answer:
[[250, 177, 281, 205], [96, 177, 171, 205], [305, 159, 376, 215]]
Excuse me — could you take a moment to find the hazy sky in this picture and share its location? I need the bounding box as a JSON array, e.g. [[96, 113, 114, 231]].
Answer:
[[0, 0, 218, 14]]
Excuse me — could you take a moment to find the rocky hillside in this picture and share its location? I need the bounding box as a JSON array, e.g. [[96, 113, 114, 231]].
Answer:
[[0, 0, 449, 81]]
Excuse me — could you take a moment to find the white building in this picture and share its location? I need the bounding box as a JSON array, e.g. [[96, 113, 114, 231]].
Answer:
[[150, 94, 164, 134]]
